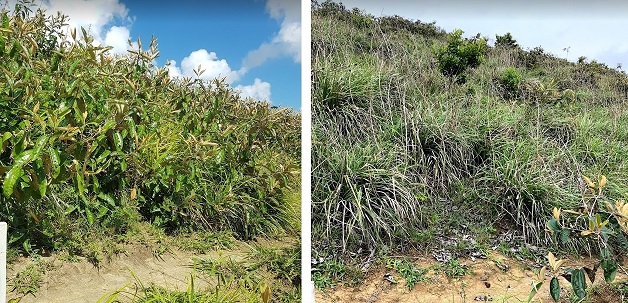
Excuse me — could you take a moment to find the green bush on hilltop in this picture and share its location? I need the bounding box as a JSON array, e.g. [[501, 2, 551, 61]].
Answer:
[[499, 66, 523, 99], [495, 32, 518, 49], [435, 29, 488, 84]]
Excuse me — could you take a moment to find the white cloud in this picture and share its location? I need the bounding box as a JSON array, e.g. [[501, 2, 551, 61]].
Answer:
[[166, 49, 241, 83], [338, 0, 628, 67], [104, 25, 135, 54], [235, 78, 272, 102], [241, 0, 301, 71]]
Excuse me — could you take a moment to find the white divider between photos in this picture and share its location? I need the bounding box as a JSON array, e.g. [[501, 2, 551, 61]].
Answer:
[[0, 222, 6, 303], [310, 281, 315, 302]]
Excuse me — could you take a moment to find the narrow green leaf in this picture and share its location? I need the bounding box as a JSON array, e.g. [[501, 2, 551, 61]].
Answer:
[[2, 12, 9, 28], [559, 229, 570, 244], [8, 230, 25, 244], [98, 193, 116, 207], [571, 269, 587, 299], [51, 53, 60, 72], [0, 34, 5, 55], [32, 134, 49, 155], [9, 40, 19, 58], [126, 116, 137, 141], [11, 131, 25, 158], [75, 168, 87, 202], [73, 97, 86, 124], [600, 227, 612, 241], [5, 135, 52, 195], [81, 26, 89, 42], [64, 204, 77, 215], [527, 281, 543, 302], [600, 247, 612, 260], [34, 163, 47, 197], [96, 149, 111, 163], [588, 217, 595, 232], [549, 277, 560, 301], [68, 60, 79, 75], [97, 205, 109, 219], [113, 132, 123, 151], [49, 147, 60, 178], [1, 131, 12, 153], [86, 208, 95, 226], [601, 259, 617, 283], [11, 149, 36, 169], [102, 120, 116, 133], [547, 218, 560, 233], [2, 166, 24, 197]]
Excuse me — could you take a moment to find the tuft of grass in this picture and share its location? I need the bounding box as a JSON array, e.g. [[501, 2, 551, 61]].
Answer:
[[192, 242, 301, 303], [175, 231, 236, 254], [98, 272, 262, 303], [439, 259, 471, 279], [384, 257, 428, 290], [9, 258, 55, 296]]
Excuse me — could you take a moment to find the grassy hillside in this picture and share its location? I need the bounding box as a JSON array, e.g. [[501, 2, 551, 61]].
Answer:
[[0, 2, 300, 301], [312, 1, 628, 261]]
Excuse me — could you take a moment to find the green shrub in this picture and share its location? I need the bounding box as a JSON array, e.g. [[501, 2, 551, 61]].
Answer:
[[435, 29, 488, 84], [495, 32, 518, 49], [517, 46, 551, 70], [378, 15, 446, 38], [535, 176, 628, 302], [0, 1, 300, 254], [499, 67, 523, 99]]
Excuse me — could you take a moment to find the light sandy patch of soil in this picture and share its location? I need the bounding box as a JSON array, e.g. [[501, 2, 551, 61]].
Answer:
[[6, 244, 213, 303], [5, 238, 290, 303], [316, 253, 628, 303]]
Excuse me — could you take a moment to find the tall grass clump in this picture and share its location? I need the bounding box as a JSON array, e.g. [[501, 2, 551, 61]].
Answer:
[[312, 1, 628, 258], [0, 0, 300, 256]]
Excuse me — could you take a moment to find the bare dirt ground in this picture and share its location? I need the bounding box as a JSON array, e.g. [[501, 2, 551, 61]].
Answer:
[[5, 238, 290, 303], [315, 253, 628, 303], [6, 244, 210, 303]]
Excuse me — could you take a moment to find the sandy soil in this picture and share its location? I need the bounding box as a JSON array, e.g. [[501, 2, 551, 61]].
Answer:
[[5, 242, 252, 303], [315, 253, 628, 303]]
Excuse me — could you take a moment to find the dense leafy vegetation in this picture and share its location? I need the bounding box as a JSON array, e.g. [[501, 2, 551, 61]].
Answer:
[[0, 0, 300, 258], [312, 0, 628, 263]]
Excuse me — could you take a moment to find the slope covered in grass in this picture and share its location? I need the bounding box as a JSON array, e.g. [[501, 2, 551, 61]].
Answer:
[[311, 1, 628, 259]]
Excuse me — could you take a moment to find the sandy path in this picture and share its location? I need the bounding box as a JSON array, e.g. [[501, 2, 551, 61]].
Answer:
[[6, 244, 244, 303]]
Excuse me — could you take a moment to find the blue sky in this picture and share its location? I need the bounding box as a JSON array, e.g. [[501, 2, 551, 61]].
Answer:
[[20, 0, 301, 109]]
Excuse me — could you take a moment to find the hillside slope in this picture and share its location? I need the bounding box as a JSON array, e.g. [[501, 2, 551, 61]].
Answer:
[[312, 1, 628, 259]]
